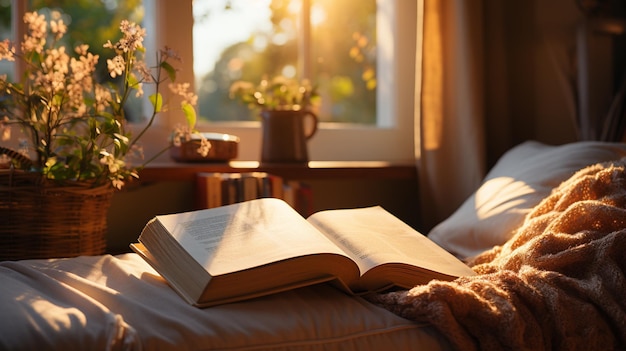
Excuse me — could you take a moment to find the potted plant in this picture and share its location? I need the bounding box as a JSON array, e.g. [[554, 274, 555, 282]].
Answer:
[[229, 76, 320, 163], [0, 10, 202, 260]]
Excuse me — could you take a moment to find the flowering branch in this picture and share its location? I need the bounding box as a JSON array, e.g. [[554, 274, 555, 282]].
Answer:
[[0, 11, 199, 189]]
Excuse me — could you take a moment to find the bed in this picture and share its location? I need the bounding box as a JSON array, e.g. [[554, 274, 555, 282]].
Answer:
[[1, 140, 625, 351]]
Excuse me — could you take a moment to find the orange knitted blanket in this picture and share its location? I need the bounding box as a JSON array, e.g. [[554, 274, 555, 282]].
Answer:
[[368, 158, 626, 350]]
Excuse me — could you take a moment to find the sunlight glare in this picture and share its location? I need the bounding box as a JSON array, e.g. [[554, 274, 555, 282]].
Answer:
[[475, 177, 534, 219], [281, 65, 297, 78], [193, 0, 272, 80], [311, 4, 326, 26], [272, 32, 289, 45], [287, 0, 301, 14], [253, 35, 268, 52]]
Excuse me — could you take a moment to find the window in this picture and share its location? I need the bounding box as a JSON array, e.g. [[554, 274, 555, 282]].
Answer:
[[4, 0, 418, 163]]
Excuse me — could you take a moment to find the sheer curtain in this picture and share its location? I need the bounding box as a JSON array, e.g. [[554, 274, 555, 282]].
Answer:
[[415, 0, 486, 230]]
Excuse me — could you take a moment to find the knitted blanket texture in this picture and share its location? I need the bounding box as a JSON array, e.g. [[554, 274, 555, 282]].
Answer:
[[369, 158, 626, 350]]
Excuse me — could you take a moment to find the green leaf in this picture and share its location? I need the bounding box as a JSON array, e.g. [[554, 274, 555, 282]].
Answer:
[[149, 93, 163, 112], [160, 61, 176, 82], [98, 110, 114, 119], [181, 102, 197, 130], [127, 73, 139, 87]]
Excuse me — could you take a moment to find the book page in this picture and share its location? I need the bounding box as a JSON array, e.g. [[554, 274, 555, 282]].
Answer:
[[156, 198, 348, 276], [307, 206, 475, 278]]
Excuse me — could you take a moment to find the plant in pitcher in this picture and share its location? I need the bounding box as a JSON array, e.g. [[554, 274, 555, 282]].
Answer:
[[0, 10, 204, 189], [229, 75, 320, 112]]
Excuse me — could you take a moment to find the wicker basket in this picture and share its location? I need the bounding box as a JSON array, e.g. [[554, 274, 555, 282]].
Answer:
[[0, 147, 114, 261]]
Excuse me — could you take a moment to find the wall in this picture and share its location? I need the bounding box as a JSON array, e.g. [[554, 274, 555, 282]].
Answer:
[[484, 0, 584, 167], [484, 0, 626, 169]]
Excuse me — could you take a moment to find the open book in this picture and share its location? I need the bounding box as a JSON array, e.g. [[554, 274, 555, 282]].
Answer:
[[131, 198, 475, 307]]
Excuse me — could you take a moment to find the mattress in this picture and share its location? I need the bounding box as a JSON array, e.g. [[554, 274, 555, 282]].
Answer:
[[0, 253, 448, 350]]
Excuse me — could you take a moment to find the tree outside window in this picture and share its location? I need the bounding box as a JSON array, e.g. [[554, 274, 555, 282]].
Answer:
[[193, 0, 377, 124]]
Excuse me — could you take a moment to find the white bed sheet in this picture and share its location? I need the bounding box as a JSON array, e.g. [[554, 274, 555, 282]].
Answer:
[[0, 253, 448, 351]]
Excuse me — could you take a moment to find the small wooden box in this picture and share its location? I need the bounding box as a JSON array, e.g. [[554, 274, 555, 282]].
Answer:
[[170, 133, 239, 162]]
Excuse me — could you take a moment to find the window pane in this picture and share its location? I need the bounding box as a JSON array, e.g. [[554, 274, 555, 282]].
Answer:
[[0, 1, 13, 80], [193, 0, 295, 122], [310, 0, 376, 124], [193, 0, 376, 124]]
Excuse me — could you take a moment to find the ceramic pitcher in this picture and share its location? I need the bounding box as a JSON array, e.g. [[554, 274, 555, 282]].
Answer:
[[260, 109, 318, 163]]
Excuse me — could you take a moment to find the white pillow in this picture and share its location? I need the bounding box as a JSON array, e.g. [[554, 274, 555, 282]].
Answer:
[[428, 140, 626, 259]]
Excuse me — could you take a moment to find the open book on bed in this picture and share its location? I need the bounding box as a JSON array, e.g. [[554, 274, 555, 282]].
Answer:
[[131, 197, 475, 307]]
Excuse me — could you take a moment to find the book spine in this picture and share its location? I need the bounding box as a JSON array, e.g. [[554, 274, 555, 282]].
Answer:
[[196, 172, 223, 209], [194, 172, 311, 212], [221, 173, 241, 205]]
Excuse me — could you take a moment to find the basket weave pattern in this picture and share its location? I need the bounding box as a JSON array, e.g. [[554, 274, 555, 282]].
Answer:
[[0, 149, 113, 261]]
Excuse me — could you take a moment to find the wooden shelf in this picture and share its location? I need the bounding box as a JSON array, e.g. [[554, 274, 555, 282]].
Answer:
[[138, 161, 417, 182]]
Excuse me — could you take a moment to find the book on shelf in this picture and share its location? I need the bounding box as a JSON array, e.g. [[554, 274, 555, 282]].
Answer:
[[131, 197, 475, 308], [282, 180, 314, 217], [195, 172, 310, 214], [195, 172, 224, 209]]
